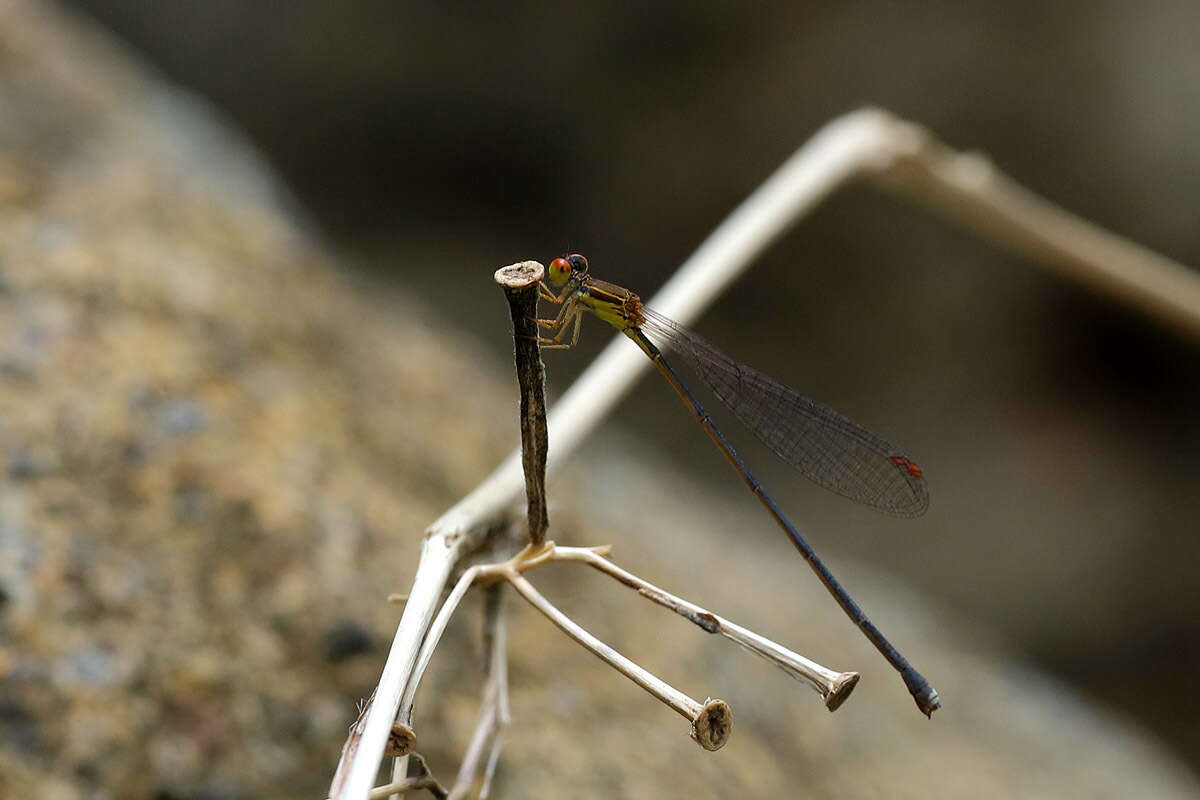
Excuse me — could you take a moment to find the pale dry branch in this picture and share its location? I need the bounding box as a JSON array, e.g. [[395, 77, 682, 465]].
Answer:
[[550, 545, 860, 711], [373, 752, 448, 800], [480, 605, 511, 799], [479, 732, 505, 800], [866, 114, 1200, 340], [366, 778, 443, 800], [504, 567, 733, 751], [331, 109, 1200, 799], [398, 566, 483, 725], [386, 754, 407, 800], [395, 539, 846, 757], [330, 535, 468, 799], [492, 601, 511, 726], [447, 589, 510, 800], [447, 696, 500, 800]]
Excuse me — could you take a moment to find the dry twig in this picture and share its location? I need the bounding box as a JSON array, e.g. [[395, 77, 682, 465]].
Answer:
[[446, 587, 510, 799], [329, 109, 1200, 799], [550, 545, 860, 711], [497, 261, 550, 545]]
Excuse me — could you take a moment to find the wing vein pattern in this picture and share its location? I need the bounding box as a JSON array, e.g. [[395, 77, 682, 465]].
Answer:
[[638, 307, 929, 517]]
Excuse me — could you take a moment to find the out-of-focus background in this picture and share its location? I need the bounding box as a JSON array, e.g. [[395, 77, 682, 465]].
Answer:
[[4, 0, 1199, 795], [65, 0, 1200, 766]]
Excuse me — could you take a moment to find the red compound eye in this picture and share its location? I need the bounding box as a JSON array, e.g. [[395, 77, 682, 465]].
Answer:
[[548, 257, 571, 284]]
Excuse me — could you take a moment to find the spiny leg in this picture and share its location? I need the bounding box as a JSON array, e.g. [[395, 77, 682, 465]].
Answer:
[[533, 281, 581, 348], [537, 311, 582, 350], [536, 293, 576, 332], [539, 280, 569, 305]]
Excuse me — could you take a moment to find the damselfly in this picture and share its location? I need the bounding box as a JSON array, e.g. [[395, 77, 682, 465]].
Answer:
[[537, 253, 938, 715]]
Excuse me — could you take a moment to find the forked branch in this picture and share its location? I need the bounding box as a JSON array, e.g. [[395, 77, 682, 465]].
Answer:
[[550, 545, 860, 711], [330, 109, 1200, 800]]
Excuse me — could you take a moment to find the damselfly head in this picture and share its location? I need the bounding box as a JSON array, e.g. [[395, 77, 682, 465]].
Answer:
[[548, 253, 589, 285]]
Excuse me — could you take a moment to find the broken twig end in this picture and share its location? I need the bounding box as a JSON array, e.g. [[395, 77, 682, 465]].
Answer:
[[691, 698, 733, 751]]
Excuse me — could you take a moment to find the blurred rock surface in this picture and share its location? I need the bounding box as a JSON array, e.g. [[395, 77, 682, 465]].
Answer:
[[0, 1, 1197, 798]]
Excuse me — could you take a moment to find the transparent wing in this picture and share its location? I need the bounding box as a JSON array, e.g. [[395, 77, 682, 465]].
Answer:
[[639, 307, 929, 517]]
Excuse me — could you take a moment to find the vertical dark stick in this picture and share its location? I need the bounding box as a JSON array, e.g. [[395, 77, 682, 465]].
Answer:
[[494, 261, 550, 546]]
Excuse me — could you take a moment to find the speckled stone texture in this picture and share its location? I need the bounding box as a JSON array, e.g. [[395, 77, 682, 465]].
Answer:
[[0, 2, 503, 796], [1, 2, 1198, 799]]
